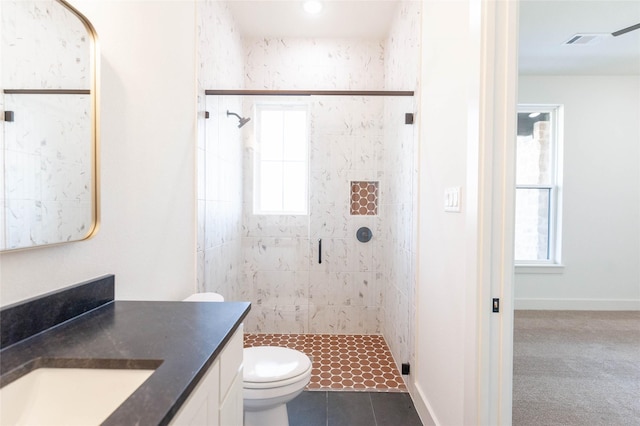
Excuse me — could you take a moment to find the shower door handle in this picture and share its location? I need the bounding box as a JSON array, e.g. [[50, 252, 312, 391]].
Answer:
[[318, 238, 322, 264]]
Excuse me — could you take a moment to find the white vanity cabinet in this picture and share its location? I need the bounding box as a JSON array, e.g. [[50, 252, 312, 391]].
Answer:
[[218, 324, 244, 425], [171, 325, 244, 426], [170, 358, 220, 425]]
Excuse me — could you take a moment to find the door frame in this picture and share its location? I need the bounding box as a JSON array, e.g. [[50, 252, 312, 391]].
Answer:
[[476, 0, 518, 424]]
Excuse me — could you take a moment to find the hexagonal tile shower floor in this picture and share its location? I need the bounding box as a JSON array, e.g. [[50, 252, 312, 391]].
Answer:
[[243, 333, 407, 392]]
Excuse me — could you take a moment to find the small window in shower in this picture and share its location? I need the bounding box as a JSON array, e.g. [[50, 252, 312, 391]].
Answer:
[[253, 103, 309, 215]]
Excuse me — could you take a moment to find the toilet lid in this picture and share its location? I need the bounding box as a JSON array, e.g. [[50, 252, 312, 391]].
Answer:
[[243, 346, 311, 383]]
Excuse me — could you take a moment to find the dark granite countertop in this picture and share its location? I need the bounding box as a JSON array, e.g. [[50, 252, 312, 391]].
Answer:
[[0, 292, 250, 425]]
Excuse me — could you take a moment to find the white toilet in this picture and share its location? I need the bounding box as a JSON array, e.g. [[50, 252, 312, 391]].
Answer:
[[242, 346, 312, 426], [182, 292, 225, 302]]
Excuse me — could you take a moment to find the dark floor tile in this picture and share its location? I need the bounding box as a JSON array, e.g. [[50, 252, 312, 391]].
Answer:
[[288, 391, 327, 426], [328, 392, 376, 426], [370, 392, 423, 426]]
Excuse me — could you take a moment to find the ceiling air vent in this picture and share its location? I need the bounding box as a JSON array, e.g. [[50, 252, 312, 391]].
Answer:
[[563, 33, 607, 45]]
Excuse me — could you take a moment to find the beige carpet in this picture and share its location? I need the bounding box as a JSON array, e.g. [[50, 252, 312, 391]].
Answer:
[[513, 310, 640, 426]]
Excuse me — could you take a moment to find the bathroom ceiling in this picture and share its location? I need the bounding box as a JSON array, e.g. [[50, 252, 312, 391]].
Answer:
[[225, 0, 401, 39], [226, 0, 640, 75], [519, 0, 640, 75]]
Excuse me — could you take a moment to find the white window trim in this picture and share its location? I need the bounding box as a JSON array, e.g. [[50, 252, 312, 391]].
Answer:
[[253, 102, 310, 216], [514, 104, 564, 267], [515, 264, 565, 274]]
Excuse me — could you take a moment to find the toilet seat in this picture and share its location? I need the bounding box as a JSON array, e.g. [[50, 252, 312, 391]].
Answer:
[[243, 346, 312, 390]]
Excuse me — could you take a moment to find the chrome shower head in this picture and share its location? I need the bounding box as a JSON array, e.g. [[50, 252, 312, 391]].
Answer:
[[226, 110, 251, 128]]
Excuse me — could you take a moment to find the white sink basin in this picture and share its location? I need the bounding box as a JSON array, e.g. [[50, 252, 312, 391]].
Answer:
[[0, 367, 154, 425]]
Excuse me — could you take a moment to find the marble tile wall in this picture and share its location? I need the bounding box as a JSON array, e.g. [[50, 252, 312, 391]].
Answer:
[[1, 0, 89, 89], [381, 1, 421, 375], [307, 96, 385, 334], [196, 0, 245, 300], [244, 38, 384, 91]]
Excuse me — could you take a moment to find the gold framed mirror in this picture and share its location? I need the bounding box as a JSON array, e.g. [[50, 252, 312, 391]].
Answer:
[[1, 0, 99, 251]]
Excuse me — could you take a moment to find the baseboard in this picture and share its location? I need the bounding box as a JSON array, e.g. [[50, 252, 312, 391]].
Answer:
[[409, 379, 438, 426], [514, 298, 640, 311]]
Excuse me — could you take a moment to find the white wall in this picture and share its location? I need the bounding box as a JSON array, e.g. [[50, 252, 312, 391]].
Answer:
[[0, 0, 198, 306], [415, 1, 518, 423], [516, 76, 640, 310], [415, 1, 481, 424]]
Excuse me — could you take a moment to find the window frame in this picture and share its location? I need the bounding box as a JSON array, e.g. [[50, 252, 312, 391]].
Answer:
[[514, 104, 564, 270], [252, 102, 310, 216]]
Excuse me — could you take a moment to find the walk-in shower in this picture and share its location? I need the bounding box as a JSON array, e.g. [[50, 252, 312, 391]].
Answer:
[[199, 91, 417, 393]]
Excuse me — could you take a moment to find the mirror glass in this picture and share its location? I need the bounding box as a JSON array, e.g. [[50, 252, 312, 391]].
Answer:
[[1, 0, 98, 251]]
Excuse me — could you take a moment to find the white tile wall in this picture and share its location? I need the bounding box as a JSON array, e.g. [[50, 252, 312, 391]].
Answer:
[[381, 1, 421, 372], [2, 0, 89, 89], [196, 0, 245, 300], [244, 39, 384, 91]]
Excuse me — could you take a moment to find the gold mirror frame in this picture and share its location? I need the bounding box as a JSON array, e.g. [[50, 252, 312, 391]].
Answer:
[[1, 0, 99, 252]]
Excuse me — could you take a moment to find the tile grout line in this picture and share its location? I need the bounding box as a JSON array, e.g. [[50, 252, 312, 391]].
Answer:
[[325, 391, 329, 426], [368, 392, 379, 426]]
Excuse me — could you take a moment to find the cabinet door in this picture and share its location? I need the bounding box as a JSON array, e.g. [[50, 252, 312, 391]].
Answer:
[[171, 324, 244, 426], [219, 324, 244, 426], [219, 367, 243, 426], [170, 360, 220, 426], [220, 324, 243, 395]]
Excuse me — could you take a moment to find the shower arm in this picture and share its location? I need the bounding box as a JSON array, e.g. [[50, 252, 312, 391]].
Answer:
[[226, 111, 242, 120]]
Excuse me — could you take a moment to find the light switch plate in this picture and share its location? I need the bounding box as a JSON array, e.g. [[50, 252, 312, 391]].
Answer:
[[444, 187, 461, 212]]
